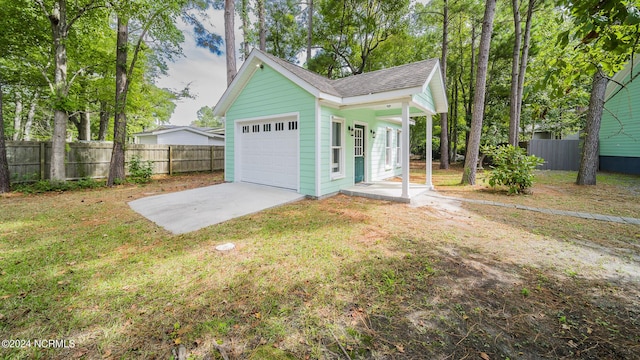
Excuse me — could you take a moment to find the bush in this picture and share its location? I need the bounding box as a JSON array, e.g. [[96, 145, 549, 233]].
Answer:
[[483, 145, 544, 195], [127, 155, 154, 184], [14, 178, 104, 194]]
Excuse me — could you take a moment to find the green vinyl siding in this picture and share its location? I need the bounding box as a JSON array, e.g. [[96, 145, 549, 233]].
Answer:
[[600, 69, 640, 158], [412, 85, 436, 113], [319, 106, 402, 197], [225, 64, 317, 196]]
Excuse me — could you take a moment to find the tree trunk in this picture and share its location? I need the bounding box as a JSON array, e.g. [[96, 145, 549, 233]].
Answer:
[[49, 0, 70, 181], [516, 0, 535, 138], [79, 111, 90, 141], [0, 82, 10, 193], [225, 0, 237, 85], [451, 74, 459, 161], [439, 0, 450, 169], [241, 0, 250, 59], [258, 0, 266, 51], [462, 0, 497, 185], [13, 91, 22, 141], [98, 100, 109, 141], [307, 0, 314, 64], [107, 14, 129, 186], [465, 19, 476, 147], [576, 69, 607, 185], [508, 0, 522, 146], [24, 91, 38, 141]]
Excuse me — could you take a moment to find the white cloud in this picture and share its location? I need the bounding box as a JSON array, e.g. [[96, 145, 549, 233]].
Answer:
[[156, 8, 243, 126], [158, 1, 431, 126]]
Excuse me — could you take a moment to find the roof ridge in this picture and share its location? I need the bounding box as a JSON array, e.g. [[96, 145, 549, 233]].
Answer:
[[254, 49, 439, 98], [256, 49, 340, 95]]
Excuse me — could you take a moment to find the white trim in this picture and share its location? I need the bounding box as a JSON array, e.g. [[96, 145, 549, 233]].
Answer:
[[340, 87, 424, 106], [410, 99, 437, 116], [396, 129, 402, 168], [385, 127, 393, 170], [401, 102, 410, 199], [425, 114, 434, 190], [233, 112, 300, 124], [330, 116, 346, 180], [315, 99, 322, 197], [375, 116, 416, 125], [234, 112, 300, 192]]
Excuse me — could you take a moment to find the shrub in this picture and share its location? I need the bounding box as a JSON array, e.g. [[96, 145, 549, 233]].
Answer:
[[14, 178, 104, 194], [483, 145, 544, 195], [127, 155, 154, 184]]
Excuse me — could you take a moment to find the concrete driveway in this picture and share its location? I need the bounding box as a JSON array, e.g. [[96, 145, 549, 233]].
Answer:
[[128, 182, 305, 234]]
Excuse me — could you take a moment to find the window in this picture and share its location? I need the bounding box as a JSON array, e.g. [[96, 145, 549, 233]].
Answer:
[[288, 121, 298, 130], [396, 129, 402, 167], [385, 128, 392, 168], [252, 124, 260, 133], [242, 125, 250, 134], [263, 123, 271, 132], [275, 122, 284, 131], [331, 117, 344, 178]]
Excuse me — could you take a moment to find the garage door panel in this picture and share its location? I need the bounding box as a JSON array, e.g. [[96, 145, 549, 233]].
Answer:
[[238, 116, 298, 190]]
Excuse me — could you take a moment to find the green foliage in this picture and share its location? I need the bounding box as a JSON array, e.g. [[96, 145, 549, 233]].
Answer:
[[484, 145, 544, 195], [190, 105, 222, 128], [13, 178, 103, 194], [127, 155, 154, 184]]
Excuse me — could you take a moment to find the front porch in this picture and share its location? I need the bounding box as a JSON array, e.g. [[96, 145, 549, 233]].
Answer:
[[340, 181, 432, 203]]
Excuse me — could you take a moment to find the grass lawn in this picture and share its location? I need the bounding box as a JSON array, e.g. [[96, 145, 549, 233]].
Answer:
[[1, 166, 639, 359]]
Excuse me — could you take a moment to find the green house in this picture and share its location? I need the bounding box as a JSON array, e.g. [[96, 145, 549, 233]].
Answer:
[[600, 56, 640, 174], [213, 49, 448, 199]]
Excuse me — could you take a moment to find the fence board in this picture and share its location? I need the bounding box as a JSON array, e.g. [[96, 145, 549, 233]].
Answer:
[[6, 141, 224, 183], [527, 139, 580, 171]]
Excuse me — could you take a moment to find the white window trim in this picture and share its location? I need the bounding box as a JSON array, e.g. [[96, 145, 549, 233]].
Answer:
[[385, 127, 393, 170], [396, 129, 402, 168], [330, 116, 346, 180]]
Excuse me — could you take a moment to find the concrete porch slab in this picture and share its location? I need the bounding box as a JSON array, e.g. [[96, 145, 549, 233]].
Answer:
[[129, 182, 305, 234], [340, 181, 432, 203]]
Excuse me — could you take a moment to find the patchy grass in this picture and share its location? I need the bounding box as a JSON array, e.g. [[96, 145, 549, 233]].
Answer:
[[421, 161, 640, 219], [1, 167, 639, 359]]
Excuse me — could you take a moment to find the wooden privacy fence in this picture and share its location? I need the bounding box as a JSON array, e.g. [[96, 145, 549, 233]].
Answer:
[[5, 141, 224, 183], [527, 139, 581, 171]]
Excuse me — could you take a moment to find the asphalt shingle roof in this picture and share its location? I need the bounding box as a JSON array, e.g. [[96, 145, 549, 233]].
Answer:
[[258, 50, 438, 98]]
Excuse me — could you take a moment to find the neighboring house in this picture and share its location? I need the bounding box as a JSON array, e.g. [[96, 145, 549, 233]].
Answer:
[[213, 49, 447, 199], [600, 55, 640, 174], [133, 126, 224, 146]]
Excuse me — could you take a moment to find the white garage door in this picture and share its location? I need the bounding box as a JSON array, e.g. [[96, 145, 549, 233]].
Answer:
[[237, 116, 299, 190]]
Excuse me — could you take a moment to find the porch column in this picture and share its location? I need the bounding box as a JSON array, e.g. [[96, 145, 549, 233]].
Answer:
[[426, 114, 434, 189], [401, 102, 410, 199]]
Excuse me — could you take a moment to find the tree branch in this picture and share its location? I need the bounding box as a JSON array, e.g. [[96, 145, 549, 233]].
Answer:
[[67, 0, 105, 30]]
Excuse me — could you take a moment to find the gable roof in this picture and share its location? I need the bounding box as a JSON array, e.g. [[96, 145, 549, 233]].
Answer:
[[134, 126, 224, 139], [214, 49, 448, 116]]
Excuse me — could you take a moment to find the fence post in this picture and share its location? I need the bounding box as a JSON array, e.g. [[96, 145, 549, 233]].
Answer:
[[168, 145, 173, 175], [39, 142, 45, 181], [211, 146, 215, 172]]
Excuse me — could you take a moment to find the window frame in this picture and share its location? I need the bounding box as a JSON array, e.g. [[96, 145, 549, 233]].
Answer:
[[385, 127, 393, 169], [330, 116, 346, 180], [396, 129, 402, 168]]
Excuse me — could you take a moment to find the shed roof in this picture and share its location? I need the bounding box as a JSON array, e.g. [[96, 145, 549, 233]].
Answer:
[[133, 126, 224, 139]]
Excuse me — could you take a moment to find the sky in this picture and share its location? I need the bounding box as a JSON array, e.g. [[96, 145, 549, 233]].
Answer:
[[156, 1, 430, 127], [155, 9, 244, 127]]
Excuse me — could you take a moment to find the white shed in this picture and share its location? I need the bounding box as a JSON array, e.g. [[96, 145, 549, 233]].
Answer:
[[134, 126, 224, 146]]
